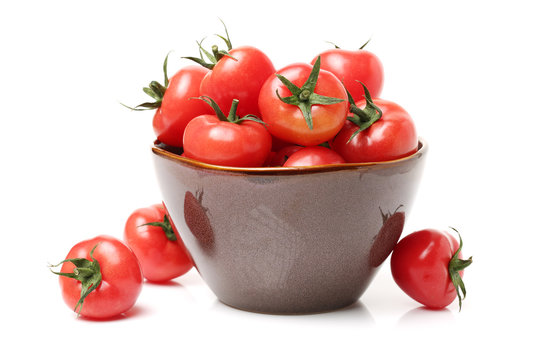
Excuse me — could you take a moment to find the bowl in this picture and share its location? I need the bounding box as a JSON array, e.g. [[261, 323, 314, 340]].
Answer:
[[152, 139, 427, 314]]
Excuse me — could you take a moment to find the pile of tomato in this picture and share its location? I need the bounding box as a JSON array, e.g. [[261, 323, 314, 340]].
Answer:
[[50, 22, 471, 319], [127, 24, 418, 167]]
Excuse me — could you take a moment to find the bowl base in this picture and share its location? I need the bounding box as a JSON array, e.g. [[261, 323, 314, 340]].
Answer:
[[217, 297, 360, 316]]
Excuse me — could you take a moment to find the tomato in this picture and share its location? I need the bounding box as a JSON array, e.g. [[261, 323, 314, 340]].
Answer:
[[125, 54, 212, 148], [184, 23, 275, 118], [50, 235, 143, 319], [265, 145, 303, 166], [283, 146, 345, 167], [199, 46, 275, 118], [390, 228, 472, 310], [313, 43, 384, 100], [331, 86, 417, 162], [124, 204, 193, 282], [258, 57, 348, 146], [183, 97, 272, 167], [153, 65, 212, 147]]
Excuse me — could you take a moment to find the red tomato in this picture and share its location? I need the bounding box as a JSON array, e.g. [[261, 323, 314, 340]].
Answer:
[[331, 97, 417, 162], [258, 59, 348, 146], [199, 46, 275, 117], [51, 235, 143, 319], [153, 65, 212, 147], [124, 204, 193, 282], [265, 145, 303, 166], [183, 98, 272, 167], [390, 229, 472, 310], [283, 146, 345, 167], [313, 46, 384, 100]]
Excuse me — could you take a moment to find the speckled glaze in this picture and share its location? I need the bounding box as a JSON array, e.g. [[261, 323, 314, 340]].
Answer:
[[152, 140, 427, 314]]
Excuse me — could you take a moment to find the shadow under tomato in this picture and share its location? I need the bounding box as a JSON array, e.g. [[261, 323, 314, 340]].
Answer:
[[397, 305, 455, 327], [77, 305, 150, 322]]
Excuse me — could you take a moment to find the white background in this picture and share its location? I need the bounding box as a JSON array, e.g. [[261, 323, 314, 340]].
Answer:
[[1, 0, 538, 358]]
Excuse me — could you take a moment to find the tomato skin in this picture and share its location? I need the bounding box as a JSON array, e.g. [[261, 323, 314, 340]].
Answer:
[[199, 46, 275, 118], [183, 114, 272, 167], [283, 146, 345, 167], [313, 48, 384, 100], [58, 236, 143, 319], [124, 204, 193, 282], [258, 62, 348, 146], [331, 98, 417, 162], [265, 145, 303, 166], [153, 66, 212, 147], [390, 229, 464, 309]]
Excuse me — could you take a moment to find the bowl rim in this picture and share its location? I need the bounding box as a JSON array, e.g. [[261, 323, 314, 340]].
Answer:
[[152, 138, 427, 174]]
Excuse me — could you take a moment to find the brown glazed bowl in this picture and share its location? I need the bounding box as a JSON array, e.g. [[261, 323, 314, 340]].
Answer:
[[152, 139, 427, 314]]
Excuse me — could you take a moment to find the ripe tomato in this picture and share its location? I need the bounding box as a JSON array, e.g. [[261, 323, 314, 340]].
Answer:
[[313, 44, 384, 100], [390, 228, 472, 310], [258, 58, 348, 146], [124, 204, 193, 282], [264, 145, 303, 167], [283, 146, 345, 167], [331, 87, 417, 162], [198, 45, 275, 117], [153, 65, 212, 147], [50, 235, 143, 319], [125, 53, 212, 148], [183, 97, 272, 167]]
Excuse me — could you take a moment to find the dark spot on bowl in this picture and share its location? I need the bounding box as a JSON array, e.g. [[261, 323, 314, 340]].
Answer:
[[369, 206, 405, 267], [184, 190, 215, 253]]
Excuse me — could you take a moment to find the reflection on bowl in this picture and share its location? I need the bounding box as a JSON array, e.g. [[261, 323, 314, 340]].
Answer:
[[152, 139, 427, 314]]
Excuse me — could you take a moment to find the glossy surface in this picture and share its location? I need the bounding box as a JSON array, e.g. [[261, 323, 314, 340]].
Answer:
[[314, 48, 384, 100], [391, 228, 464, 309], [153, 66, 211, 147], [331, 98, 418, 162], [258, 62, 348, 146], [152, 140, 427, 314], [182, 113, 272, 167], [200, 46, 275, 118], [124, 204, 193, 282]]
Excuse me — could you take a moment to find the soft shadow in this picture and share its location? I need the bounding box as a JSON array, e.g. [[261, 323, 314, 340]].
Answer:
[[212, 299, 375, 326], [144, 279, 184, 287], [77, 305, 150, 322], [397, 306, 455, 327]]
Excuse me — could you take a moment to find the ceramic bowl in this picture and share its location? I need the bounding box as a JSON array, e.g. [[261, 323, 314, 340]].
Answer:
[[152, 139, 427, 314]]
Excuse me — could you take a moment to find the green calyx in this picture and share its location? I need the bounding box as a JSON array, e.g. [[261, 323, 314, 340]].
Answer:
[[49, 244, 102, 317], [448, 227, 473, 311], [140, 214, 177, 241], [327, 38, 371, 50], [193, 96, 265, 125], [276, 56, 345, 130], [183, 19, 235, 70], [122, 52, 171, 111], [345, 82, 383, 142]]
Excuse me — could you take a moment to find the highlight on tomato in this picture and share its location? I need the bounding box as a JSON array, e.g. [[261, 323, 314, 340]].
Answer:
[[330, 83, 418, 163], [123, 53, 212, 148], [313, 39, 384, 100], [49, 235, 143, 319], [124, 204, 193, 283], [182, 96, 272, 167], [258, 56, 348, 146]]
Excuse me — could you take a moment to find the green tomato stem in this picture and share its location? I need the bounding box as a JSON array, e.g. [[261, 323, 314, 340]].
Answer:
[[448, 227, 473, 311], [140, 214, 177, 241], [49, 244, 102, 317]]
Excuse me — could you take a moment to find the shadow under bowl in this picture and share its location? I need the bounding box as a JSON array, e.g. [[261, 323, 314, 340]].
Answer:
[[152, 139, 427, 314]]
